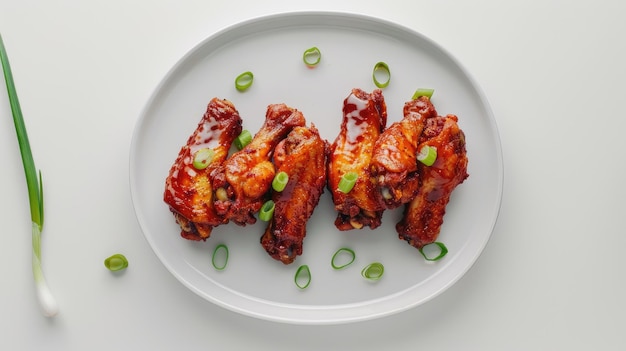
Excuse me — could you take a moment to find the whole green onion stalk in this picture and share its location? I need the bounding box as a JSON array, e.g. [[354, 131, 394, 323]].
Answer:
[[0, 33, 59, 317]]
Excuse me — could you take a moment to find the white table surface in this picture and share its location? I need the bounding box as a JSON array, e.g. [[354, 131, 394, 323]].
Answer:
[[1, 1, 625, 350]]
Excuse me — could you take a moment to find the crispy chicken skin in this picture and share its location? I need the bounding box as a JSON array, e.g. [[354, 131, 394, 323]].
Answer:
[[370, 96, 437, 209], [328, 88, 387, 230], [396, 111, 469, 249], [213, 103, 306, 226], [164, 98, 243, 241], [260, 125, 328, 264]]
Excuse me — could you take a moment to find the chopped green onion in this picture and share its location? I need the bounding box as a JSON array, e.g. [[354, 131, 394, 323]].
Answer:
[[235, 71, 254, 91], [361, 262, 384, 281], [337, 171, 358, 193], [192, 148, 215, 170], [331, 248, 356, 270], [303, 46, 321, 67], [1, 34, 58, 317], [372, 61, 391, 88], [234, 129, 252, 150], [412, 88, 434, 100], [419, 242, 448, 261], [211, 244, 229, 270], [259, 200, 275, 221], [417, 145, 437, 166], [104, 254, 129, 272], [294, 264, 311, 289], [272, 171, 289, 192]]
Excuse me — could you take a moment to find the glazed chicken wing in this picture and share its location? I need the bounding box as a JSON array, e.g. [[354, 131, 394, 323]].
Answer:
[[370, 96, 437, 209], [328, 88, 387, 230], [213, 103, 306, 225], [260, 125, 328, 264], [164, 98, 243, 241], [396, 111, 469, 249]]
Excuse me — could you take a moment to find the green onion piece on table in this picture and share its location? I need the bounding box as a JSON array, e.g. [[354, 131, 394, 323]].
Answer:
[[192, 148, 215, 170], [417, 145, 437, 166], [337, 172, 358, 193], [361, 262, 384, 281], [104, 254, 129, 272], [259, 200, 275, 221], [211, 244, 229, 270], [294, 264, 311, 289], [303, 46, 321, 67], [331, 248, 356, 270], [418, 242, 448, 261], [412, 88, 434, 100], [372, 61, 391, 88], [272, 171, 289, 192], [1, 33, 59, 317], [235, 71, 254, 91], [234, 129, 252, 150]]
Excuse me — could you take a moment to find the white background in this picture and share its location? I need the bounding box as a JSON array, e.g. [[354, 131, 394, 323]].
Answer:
[[1, 0, 624, 350]]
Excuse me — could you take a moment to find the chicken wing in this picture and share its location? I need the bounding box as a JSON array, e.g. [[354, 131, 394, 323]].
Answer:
[[260, 125, 328, 264], [370, 96, 437, 209], [164, 98, 243, 241], [213, 103, 306, 225], [328, 88, 387, 230], [396, 111, 469, 249]]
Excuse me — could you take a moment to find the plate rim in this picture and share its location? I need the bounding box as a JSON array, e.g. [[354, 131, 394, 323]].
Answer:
[[129, 10, 504, 325]]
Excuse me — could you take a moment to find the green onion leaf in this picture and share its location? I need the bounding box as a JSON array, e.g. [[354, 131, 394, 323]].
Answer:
[[331, 248, 356, 270], [417, 145, 437, 166], [1, 35, 41, 227], [294, 264, 311, 289], [1, 33, 58, 317], [192, 148, 215, 170], [272, 171, 289, 192], [104, 254, 129, 272], [337, 171, 358, 193], [361, 262, 384, 281], [234, 129, 252, 150], [372, 61, 391, 88], [259, 200, 275, 221], [418, 242, 448, 261], [211, 244, 229, 270], [235, 71, 254, 91], [303, 46, 321, 67], [412, 88, 434, 100]]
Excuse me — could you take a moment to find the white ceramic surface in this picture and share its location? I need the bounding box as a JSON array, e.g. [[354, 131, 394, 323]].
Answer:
[[129, 12, 502, 324]]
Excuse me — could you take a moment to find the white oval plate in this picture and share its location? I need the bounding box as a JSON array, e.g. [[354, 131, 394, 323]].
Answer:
[[129, 12, 503, 325]]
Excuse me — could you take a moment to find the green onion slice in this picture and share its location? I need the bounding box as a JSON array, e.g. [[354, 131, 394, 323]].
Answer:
[[104, 254, 129, 272], [272, 171, 289, 192], [337, 172, 358, 194], [361, 262, 384, 281], [418, 242, 448, 261], [303, 46, 321, 67], [294, 264, 311, 289], [259, 200, 275, 222], [331, 248, 356, 270], [211, 244, 229, 270], [235, 71, 254, 91], [192, 148, 215, 170], [234, 129, 252, 150], [412, 88, 435, 100], [417, 145, 437, 166], [372, 61, 391, 88]]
